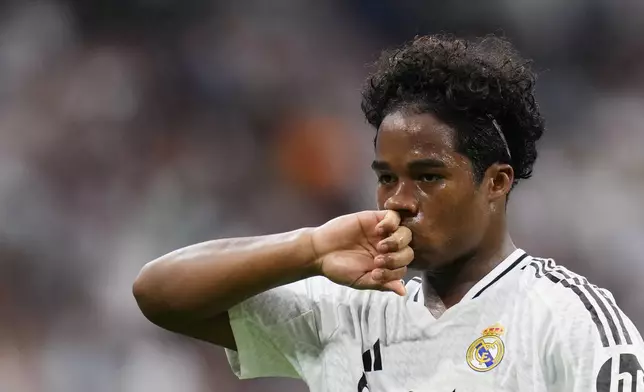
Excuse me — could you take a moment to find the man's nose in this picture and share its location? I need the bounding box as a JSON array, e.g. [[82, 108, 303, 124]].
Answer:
[[383, 181, 418, 218]]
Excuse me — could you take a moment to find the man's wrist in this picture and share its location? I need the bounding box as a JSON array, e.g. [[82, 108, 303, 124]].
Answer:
[[295, 228, 323, 279]]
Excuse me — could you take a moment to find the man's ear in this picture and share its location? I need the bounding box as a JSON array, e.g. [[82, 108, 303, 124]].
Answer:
[[485, 163, 514, 201]]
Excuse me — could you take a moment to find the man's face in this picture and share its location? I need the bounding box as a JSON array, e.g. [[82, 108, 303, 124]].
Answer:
[[374, 110, 492, 270]]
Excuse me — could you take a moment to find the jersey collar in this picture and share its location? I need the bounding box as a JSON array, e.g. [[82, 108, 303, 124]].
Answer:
[[461, 248, 529, 302]]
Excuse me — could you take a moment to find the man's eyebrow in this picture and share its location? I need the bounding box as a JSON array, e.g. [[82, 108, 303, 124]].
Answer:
[[371, 160, 390, 171], [371, 158, 447, 171]]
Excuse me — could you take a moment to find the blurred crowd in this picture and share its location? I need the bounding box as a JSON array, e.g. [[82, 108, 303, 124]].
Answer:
[[0, 1, 643, 391]]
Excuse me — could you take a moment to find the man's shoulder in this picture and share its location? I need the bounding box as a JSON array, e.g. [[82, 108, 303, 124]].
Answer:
[[520, 256, 617, 312], [519, 256, 639, 346]]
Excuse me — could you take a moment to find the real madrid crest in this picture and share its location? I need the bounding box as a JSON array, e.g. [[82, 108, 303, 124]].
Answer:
[[466, 323, 505, 372]]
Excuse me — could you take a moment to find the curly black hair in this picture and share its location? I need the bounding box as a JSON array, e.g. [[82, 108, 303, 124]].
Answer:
[[361, 34, 545, 188]]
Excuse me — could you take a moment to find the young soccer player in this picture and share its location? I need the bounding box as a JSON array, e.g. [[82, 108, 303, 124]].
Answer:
[[134, 35, 644, 392]]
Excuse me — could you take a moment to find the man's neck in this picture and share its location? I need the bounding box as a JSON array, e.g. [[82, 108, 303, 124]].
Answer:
[[421, 233, 516, 316]]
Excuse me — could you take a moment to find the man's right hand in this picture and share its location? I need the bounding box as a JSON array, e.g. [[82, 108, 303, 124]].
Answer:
[[310, 210, 413, 296]]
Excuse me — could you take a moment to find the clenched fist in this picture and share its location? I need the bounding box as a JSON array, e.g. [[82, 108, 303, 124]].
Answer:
[[310, 210, 414, 296]]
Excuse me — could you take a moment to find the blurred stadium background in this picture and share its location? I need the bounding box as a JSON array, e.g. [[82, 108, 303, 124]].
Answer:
[[1, 0, 643, 391]]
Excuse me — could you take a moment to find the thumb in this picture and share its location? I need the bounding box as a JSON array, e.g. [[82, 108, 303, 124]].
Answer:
[[375, 210, 401, 236], [372, 209, 389, 221], [382, 279, 407, 297]]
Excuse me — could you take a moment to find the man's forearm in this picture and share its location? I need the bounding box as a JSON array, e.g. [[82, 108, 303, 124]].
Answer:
[[133, 228, 319, 324]]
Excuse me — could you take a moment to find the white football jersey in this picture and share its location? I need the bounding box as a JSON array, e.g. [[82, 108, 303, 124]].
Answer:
[[226, 249, 644, 392]]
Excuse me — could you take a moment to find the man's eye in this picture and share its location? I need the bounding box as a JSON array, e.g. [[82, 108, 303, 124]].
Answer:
[[418, 174, 442, 182], [378, 174, 396, 184]]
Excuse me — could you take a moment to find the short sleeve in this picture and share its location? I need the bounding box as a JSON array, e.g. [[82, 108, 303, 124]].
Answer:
[[548, 291, 644, 392], [225, 276, 351, 380]]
